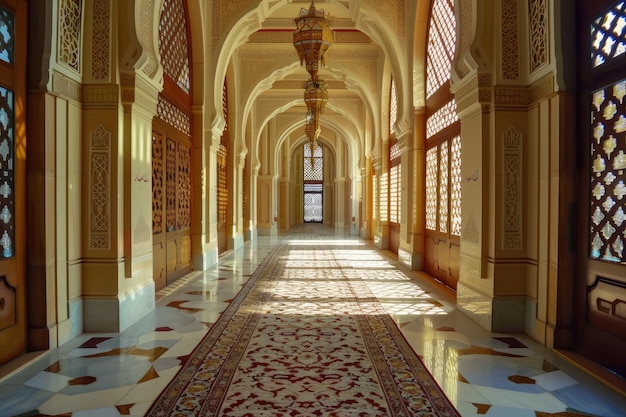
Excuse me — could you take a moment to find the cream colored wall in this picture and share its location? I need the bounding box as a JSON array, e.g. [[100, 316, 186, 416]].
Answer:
[[451, 0, 575, 349]]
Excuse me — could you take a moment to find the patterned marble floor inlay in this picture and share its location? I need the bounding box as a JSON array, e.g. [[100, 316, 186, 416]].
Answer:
[[0, 226, 625, 417]]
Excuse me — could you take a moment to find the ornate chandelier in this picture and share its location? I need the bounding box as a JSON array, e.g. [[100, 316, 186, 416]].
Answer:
[[293, 1, 332, 158]]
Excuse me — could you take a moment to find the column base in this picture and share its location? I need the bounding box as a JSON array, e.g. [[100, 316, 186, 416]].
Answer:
[[83, 280, 155, 333], [457, 282, 526, 332]]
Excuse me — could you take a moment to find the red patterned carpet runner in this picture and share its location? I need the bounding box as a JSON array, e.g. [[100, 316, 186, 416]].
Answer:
[[146, 235, 460, 416]]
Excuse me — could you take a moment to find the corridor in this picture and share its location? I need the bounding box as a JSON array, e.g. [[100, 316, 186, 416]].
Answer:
[[1, 226, 625, 416]]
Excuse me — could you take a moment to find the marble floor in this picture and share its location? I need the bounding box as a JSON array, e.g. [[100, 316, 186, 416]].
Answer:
[[1, 227, 626, 417]]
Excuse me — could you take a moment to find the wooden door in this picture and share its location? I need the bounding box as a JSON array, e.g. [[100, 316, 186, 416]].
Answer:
[[575, 0, 626, 377], [152, 122, 192, 290], [0, 0, 26, 365]]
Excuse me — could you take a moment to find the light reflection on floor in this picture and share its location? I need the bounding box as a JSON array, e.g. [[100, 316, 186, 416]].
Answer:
[[0, 226, 625, 417]]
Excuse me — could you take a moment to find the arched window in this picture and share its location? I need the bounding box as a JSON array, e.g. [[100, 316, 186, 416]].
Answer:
[[304, 142, 324, 223], [424, 0, 461, 289]]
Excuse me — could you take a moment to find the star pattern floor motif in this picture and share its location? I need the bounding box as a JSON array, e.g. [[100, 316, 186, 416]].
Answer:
[[0, 227, 625, 417]]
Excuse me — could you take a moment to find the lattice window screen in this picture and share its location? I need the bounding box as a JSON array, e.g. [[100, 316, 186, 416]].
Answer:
[[450, 136, 462, 236], [166, 139, 177, 232], [439, 143, 449, 233], [218, 144, 227, 224], [0, 6, 14, 64], [591, 2, 626, 68], [590, 78, 626, 261], [158, 0, 191, 93], [426, 147, 438, 231], [152, 132, 164, 234], [426, 0, 456, 98], [0, 86, 14, 257], [427, 100, 459, 139], [389, 143, 401, 224], [390, 78, 397, 136], [177, 143, 191, 229]]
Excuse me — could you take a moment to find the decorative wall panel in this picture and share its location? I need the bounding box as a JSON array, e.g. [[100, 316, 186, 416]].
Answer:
[[91, 0, 110, 80], [502, 126, 522, 250], [0, 276, 15, 331], [587, 276, 626, 336], [89, 125, 111, 250], [502, 0, 519, 79]]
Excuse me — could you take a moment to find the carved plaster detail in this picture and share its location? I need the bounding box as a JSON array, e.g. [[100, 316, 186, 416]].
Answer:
[[502, 126, 522, 251], [501, 0, 519, 80], [91, 0, 111, 80], [213, 0, 257, 49], [89, 125, 112, 250], [365, 0, 404, 39], [52, 72, 82, 101], [462, 212, 480, 244], [455, 0, 472, 78], [82, 84, 118, 104], [494, 86, 528, 106]]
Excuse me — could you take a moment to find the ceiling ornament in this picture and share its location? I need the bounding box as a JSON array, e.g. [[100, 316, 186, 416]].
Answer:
[[293, 0, 333, 163]]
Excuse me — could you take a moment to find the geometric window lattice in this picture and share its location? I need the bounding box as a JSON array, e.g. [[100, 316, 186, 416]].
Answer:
[[529, 0, 547, 73], [591, 1, 626, 68], [157, 96, 191, 137], [58, 0, 82, 72], [304, 142, 323, 223], [503, 127, 522, 250], [589, 78, 626, 262], [0, 87, 14, 257], [426, 0, 456, 98], [439, 141, 449, 233], [373, 174, 378, 220], [390, 164, 401, 224], [158, 0, 191, 93], [218, 144, 227, 224], [152, 131, 164, 234], [0, 6, 14, 65], [450, 135, 462, 237], [389, 142, 401, 224], [380, 171, 389, 222], [390, 78, 398, 136], [427, 99, 459, 139], [304, 142, 323, 182], [166, 138, 177, 232], [177, 143, 191, 230], [304, 193, 323, 223], [426, 146, 438, 231]]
